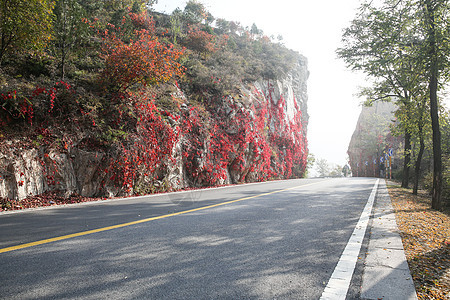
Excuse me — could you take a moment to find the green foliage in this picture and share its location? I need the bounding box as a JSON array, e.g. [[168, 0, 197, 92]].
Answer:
[[250, 23, 262, 37], [170, 8, 183, 44], [183, 0, 206, 25], [0, 0, 55, 63], [52, 0, 90, 80], [101, 127, 129, 144], [19, 55, 52, 77], [304, 153, 315, 177], [316, 158, 330, 177], [441, 109, 450, 156], [340, 0, 450, 206], [215, 18, 230, 34], [439, 111, 450, 200], [329, 165, 344, 178], [104, 0, 148, 11], [444, 155, 450, 201], [0, 0, 307, 196], [337, 0, 426, 102]]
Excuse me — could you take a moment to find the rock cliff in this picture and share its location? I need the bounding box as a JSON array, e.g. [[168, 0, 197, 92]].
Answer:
[[347, 101, 398, 177], [0, 57, 309, 200]]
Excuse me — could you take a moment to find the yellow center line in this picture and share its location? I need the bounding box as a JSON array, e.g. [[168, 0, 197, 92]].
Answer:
[[0, 181, 321, 254]]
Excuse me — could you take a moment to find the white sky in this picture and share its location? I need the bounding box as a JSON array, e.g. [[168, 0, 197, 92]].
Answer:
[[153, 0, 367, 166]]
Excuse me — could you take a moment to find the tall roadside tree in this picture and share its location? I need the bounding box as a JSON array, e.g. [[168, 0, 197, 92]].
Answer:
[[419, 0, 449, 210], [338, 0, 449, 209], [393, 92, 431, 195], [0, 0, 54, 63], [337, 0, 425, 188]]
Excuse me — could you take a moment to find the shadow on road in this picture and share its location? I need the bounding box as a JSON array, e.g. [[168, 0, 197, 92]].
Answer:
[[0, 178, 380, 299]]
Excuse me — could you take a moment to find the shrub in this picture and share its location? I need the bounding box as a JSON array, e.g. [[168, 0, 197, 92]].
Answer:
[[0, 90, 33, 125], [182, 26, 216, 55], [100, 13, 185, 92]]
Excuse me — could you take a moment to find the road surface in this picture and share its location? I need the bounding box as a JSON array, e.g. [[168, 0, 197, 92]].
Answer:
[[0, 178, 378, 299]]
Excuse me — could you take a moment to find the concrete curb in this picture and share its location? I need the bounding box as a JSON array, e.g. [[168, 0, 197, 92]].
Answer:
[[361, 180, 418, 300]]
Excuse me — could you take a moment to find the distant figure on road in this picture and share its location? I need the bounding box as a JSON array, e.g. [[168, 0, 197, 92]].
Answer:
[[342, 165, 350, 177]]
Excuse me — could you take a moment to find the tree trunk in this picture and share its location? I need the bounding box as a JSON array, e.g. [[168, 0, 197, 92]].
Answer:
[[61, 0, 67, 81], [425, 0, 443, 210], [430, 68, 442, 209], [402, 130, 411, 188], [61, 50, 66, 81], [413, 130, 425, 195]]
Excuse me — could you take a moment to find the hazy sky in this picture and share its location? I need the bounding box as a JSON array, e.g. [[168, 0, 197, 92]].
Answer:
[[154, 0, 366, 166]]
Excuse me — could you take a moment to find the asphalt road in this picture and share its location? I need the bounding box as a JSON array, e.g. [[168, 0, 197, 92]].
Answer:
[[0, 177, 377, 299]]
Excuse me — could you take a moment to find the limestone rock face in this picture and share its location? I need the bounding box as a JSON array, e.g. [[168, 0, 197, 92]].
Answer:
[[347, 101, 397, 177], [250, 57, 309, 123], [0, 148, 45, 200], [0, 146, 108, 200], [0, 57, 309, 200], [70, 148, 105, 197]]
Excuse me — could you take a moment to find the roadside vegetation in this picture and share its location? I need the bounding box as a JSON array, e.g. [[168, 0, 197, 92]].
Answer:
[[387, 182, 449, 299], [339, 0, 450, 210], [0, 0, 307, 201]]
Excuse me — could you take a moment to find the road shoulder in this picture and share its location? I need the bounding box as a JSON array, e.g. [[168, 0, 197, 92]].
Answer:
[[361, 179, 418, 300]]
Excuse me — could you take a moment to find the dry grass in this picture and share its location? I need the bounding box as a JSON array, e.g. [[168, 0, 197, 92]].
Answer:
[[387, 182, 449, 300]]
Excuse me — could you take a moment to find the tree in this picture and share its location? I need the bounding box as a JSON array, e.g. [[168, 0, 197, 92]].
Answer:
[[229, 21, 240, 35], [337, 0, 430, 188], [52, 0, 89, 80], [394, 95, 431, 194], [419, 0, 449, 210], [205, 11, 214, 26], [316, 158, 330, 177], [0, 0, 54, 63], [170, 8, 183, 44], [440, 111, 450, 200], [277, 35, 283, 43], [305, 153, 316, 177], [337, 0, 417, 188], [339, 0, 449, 209], [250, 23, 260, 38], [330, 164, 344, 177], [183, 0, 206, 25], [215, 18, 230, 34]]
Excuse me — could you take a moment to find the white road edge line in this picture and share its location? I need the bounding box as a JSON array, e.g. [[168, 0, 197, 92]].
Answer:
[[320, 179, 379, 300]]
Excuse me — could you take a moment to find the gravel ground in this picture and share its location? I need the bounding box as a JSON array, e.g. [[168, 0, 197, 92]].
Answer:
[[387, 182, 449, 300]]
